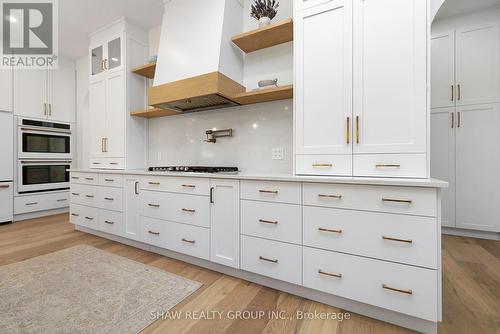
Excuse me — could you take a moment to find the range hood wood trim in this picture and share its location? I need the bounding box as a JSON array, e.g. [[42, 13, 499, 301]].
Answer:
[[232, 18, 293, 53], [231, 85, 293, 105], [131, 62, 156, 79], [130, 107, 180, 118], [148, 72, 245, 107]]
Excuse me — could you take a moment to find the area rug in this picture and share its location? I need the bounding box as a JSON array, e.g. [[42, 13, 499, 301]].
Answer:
[[0, 245, 202, 333]]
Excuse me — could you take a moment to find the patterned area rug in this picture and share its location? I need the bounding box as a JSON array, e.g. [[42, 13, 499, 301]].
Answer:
[[0, 245, 201, 333]]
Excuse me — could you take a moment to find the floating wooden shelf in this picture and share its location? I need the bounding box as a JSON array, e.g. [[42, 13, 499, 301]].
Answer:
[[130, 107, 180, 118], [232, 18, 293, 53], [131, 62, 156, 79], [231, 85, 293, 105]]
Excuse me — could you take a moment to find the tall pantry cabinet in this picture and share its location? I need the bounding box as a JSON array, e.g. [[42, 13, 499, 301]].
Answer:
[[88, 19, 148, 170], [431, 22, 500, 232], [294, 0, 428, 178]]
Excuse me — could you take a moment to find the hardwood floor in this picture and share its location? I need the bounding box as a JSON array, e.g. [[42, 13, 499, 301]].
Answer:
[[1, 214, 499, 334]]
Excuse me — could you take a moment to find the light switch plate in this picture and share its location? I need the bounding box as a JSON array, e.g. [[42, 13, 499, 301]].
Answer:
[[272, 147, 284, 160]]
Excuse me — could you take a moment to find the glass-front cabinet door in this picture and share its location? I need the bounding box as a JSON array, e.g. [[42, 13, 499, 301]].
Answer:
[[107, 37, 122, 70], [91, 45, 104, 76]]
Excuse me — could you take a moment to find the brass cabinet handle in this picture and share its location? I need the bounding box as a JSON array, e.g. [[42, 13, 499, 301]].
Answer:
[[318, 269, 342, 278], [382, 198, 412, 204], [451, 112, 454, 128], [451, 85, 454, 101], [134, 181, 139, 195], [382, 236, 413, 244], [92, 162, 101, 165], [0, 184, 10, 189], [48, 103, 52, 116], [181, 238, 196, 244], [375, 164, 401, 168], [43, 103, 47, 115], [85, 195, 94, 198], [104, 138, 108, 152], [148, 181, 160, 185], [109, 162, 118, 165], [104, 197, 114, 201], [101, 138, 104, 152], [101, 59, 105, 71], [104, 220, 114, 225], [85, 216, 94, 220], [71, 213, 79, 217], [85, 177, 94, 181], [346, 116, 350, 144], [259, 256, 278, 263], [148, 204, 160, 208], [56, 199, 67, 202], [312, 163, 333, 168], [457, 111, 461, 128], [71, 192, 80, 196], [26, 202, 38, 206], [355, 116, 360, 144], [71, 176, 79, 180], [182, 208, 195, 213], [104, 179, 114, 182], [182, 184, 196, 188], [382, 284, 413, 295], [148, 230, 160, 235], [318, 194, 342, 199], [318, 227, 342, 234], [259, 189, 278, 194], [457, 84, 461, 101], [259, 219, 278, 225], [103, 59, 108, 70], [210, 187, 214, 203]]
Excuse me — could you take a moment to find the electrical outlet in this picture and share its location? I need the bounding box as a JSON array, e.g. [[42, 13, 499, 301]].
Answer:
[[272, 147, 284, 160], [157, 151, 162, 161]]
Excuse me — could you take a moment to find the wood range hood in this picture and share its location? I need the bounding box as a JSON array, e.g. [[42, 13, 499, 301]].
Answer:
[[148, 72, 245, 113]]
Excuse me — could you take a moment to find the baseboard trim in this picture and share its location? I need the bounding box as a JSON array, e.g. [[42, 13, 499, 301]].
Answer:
[[75, 225, 438, 334], [14, 208, 69, 222], [442, 227, 499, 241]]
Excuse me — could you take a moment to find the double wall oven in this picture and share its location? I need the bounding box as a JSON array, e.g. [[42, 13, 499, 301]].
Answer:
[[17, 118, 72, 194]]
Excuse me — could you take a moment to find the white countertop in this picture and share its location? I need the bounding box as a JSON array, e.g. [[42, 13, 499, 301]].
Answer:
[[69, 169, 448, 188]]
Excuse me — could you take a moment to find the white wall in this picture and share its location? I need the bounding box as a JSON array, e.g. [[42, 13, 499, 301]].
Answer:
[[76, 56, 89, 169], [432, 4, 500, 31]]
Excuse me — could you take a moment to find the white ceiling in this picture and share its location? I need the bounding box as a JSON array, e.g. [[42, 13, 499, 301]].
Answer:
[[435, 0, 500, 21], [59, 0, 164, 60]]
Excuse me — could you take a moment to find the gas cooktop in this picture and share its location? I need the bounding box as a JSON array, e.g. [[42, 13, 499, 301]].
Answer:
[[148, 166, 239, 174]]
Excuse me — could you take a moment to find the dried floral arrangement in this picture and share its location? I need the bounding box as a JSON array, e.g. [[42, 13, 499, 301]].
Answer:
[[250, 0, 279, 20]]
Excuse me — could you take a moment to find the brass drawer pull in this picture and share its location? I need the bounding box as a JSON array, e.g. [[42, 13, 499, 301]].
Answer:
[[71, 193, 80, 196], [56, 199, 67, 202], [92, 162, 101, 165], [457, 84, 461, 101], [259, 190, 278, 194], [355, 115, 360, 144], [182, 184, 196, 188], [104, 178, 114, 182], [85, 216, 94, 220], [458, 111, 461, 128], [148, 204, 160, 208], [382, 236, 413, 244], [312, 163, 333, 167], [148, 181, 160, 185], [182, 208, 196, 213], [318, 194, 342, 199], [259, 256, 278, 263], [182, 238, 196, 244], [104, 197, 114, 201], [85, 195, 94, 198], [318, 269, 342, 278], [346, 116, 350, 144], [451, 112, 455, 128], [71, 176, 79, 180], [0, 184, 9, 189], [85, 177, 94, 181], [71, 213, 79, 217], [109, 162, 119, 165], [382, 198, 412, 204], [375, 164, 401, 168], [259, 219, 278, 225], [104, 220, 115, 225], [318, 227, 342, 234], [382, 284, 413, 295], [148, 230, 160, 235]]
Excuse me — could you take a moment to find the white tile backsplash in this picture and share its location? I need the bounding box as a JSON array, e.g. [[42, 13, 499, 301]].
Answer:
[[148, 100, 293, 173]]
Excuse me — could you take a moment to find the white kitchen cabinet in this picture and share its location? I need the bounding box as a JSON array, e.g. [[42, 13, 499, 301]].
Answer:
[[0, 182, 13, 223], [14, 59, 75, 122], [431, 31, 455, 109], [455, 104, 500, 232], [124, 176, 141, 240], [0, 69, 13, 112], [0, 112, 13, 182], [88, 19, 147, 169], [430, 107, 455, 228], [352, 0, 427, 155], [210, 179, 240, 268], [456, 23, 500, 106], [294, 0, 352, 165]]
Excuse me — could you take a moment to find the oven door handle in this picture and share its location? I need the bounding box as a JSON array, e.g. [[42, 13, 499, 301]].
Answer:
[[20, 127, 72, 135]]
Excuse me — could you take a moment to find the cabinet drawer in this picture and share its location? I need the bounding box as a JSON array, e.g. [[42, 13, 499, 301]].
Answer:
[[303, 206, 437, 268], [241, 200, 302, 244], [141, 216, 168, 248], [0, 182, 13, 222], [296, 155, 352, 176], [353, 154, 427, 178], [241, 180, 301, 204], [164, 220, 210, 260], [49, 192, 70, 209], [98, 209, 123, 236], [303, 183, 437, 217], [141, 191, 209, 227], [141, 176, 209, 195], [70, 204, 98, 230], [98, 174, 124, 188], [241, 235, 302, 285], [70, 184, 97, 207], [303, 247, 438, 321], [90, 158, 125, 170], [70, 172, 98, 185], [15, 192, 69, 215], [97, 187, 123, 212]]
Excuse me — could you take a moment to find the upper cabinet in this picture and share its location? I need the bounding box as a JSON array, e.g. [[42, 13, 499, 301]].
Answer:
[[432, 23, 500, 108], [13, 58, 75, 123], [88, 19, 148, 170], [295, 0, 428, 178], [0, 69, 13, 112]]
